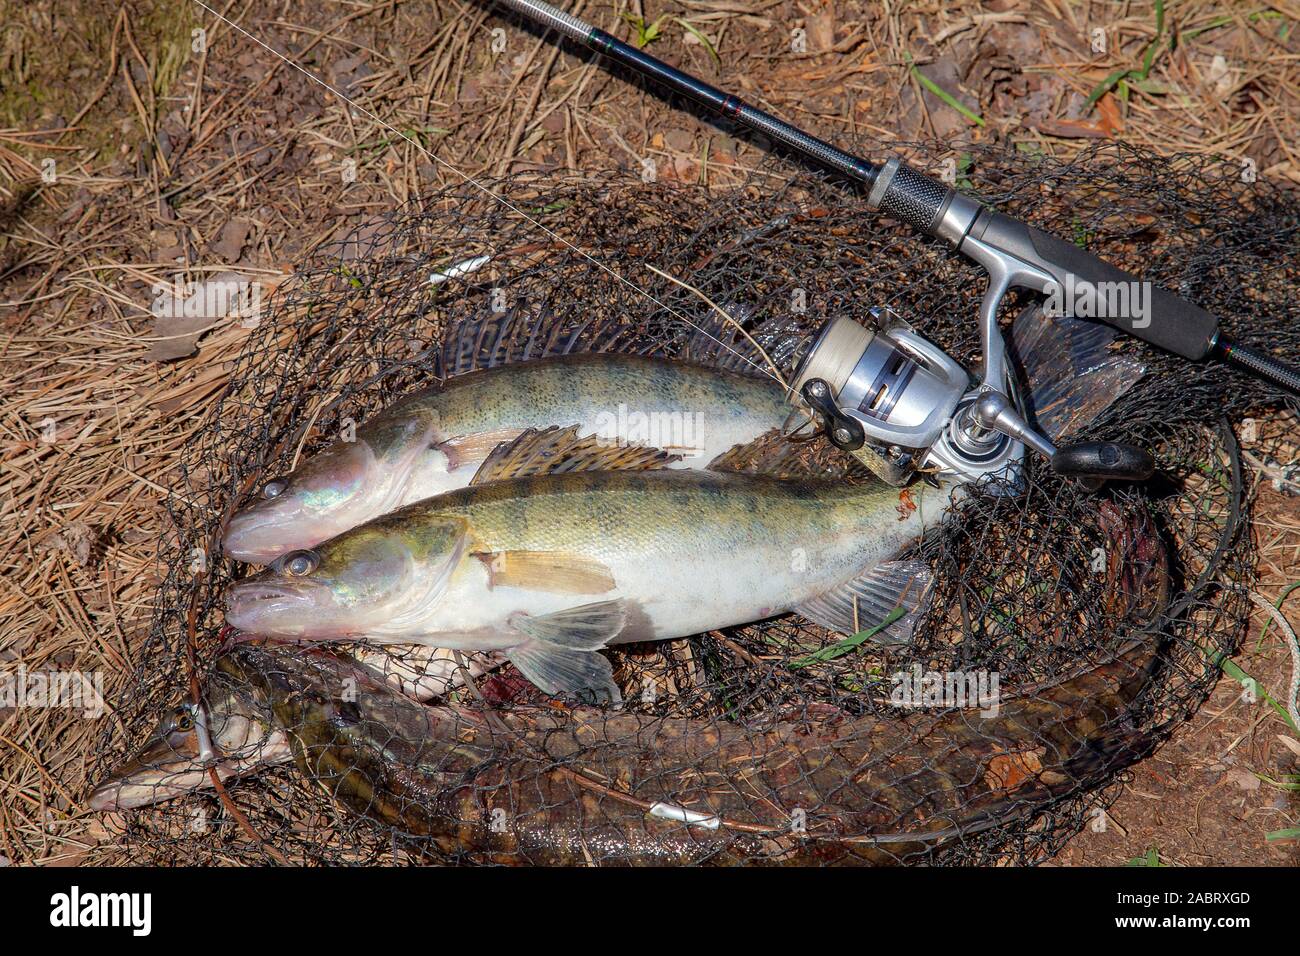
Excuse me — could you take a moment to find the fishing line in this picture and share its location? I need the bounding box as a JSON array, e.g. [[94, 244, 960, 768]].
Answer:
[[186, 0, 785, 386]]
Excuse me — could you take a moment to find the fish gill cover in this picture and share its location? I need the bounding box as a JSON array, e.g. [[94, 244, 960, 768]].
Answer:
[[93, 139, 1299, 865]]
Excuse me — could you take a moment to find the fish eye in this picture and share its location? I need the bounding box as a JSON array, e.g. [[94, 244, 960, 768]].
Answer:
[[261, 478, 287, 500], [282, 550, 318, 577]]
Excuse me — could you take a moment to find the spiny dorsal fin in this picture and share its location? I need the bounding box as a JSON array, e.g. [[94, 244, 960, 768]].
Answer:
[[442, 301, 666, 378], [469, 425, 681, 485], [681, 307, 810, 379], [708, 428, 868, 481], [1008, 303, 1145, 441]]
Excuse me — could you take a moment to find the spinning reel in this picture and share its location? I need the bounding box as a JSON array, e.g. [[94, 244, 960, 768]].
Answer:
[[482, 0, 1300, 491], [787, 311, 1155, 489]]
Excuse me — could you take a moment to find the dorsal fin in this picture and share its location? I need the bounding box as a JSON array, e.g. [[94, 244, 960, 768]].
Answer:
[[681, 306, 810, 379], [469, 425, 681, 485], [441, 301, 667, 378], [708, 428, 868, 481], [1007, 303, 1145, 441]]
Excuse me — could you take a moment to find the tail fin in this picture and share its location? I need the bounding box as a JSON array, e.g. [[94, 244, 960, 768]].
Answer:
[[1008, 304, 1146, 441]]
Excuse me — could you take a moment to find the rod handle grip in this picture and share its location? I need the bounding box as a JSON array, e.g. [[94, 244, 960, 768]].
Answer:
[[969, 209, 1220, 361]]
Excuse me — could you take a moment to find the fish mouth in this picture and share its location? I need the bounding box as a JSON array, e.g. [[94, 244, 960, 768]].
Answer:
[[225, 581, 322, 633], [89, 718, 295, 811], [222, 505, 322, 565], [88, 734, 203, 812]]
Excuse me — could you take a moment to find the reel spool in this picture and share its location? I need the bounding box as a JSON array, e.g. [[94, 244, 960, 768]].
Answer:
[[788, 314, 1155, 489], [789, 314, 977, 484]]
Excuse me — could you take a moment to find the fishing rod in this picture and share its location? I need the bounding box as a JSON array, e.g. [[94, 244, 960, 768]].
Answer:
[[485, 0, 1299, 488]]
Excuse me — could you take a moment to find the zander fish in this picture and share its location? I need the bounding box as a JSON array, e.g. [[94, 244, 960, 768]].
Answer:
[[223, 307, 1145, 701], [222, 353, 791, 564], [225, 425, 943, 702]]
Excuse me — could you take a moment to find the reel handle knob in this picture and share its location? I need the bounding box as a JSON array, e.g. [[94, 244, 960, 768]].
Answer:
[[1050, 442, 1155, 483], [973, 392, 1155, 488]]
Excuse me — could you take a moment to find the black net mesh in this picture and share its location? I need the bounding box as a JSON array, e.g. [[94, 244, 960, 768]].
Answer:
[[92, 140, 1299, 865]]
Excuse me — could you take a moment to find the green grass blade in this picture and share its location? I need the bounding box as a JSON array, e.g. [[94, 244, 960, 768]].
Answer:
[[1211, 654, 1300, 734], [1086, 68, 1130, 107], [1125, 846, 1165, 866], [906, 53, 984, 127], [790, 606, 907, 669], [674, 18, 719, 65]]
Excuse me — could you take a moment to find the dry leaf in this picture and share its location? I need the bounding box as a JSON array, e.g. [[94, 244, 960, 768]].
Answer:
[[209, 219, 252, 261], [1225, 768, 1260, 792], [984, 749, 1044, 790], [1035, 118, 1109, 139], [807, 11, 835, 51], [147, 271, 255, 360], [1097, 93, 1123, 135], [40, 521, 96, 567]]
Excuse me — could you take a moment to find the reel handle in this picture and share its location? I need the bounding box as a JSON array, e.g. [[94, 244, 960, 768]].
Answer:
[[1050, 442, 1156, 483], [800, 378, 865, 450], [973, 392, 1155, 488]]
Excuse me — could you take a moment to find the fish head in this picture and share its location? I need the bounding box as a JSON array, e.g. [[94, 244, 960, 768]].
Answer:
[[88, 701, 206, 811], [222, 439, 383, 564], [224, 516, 466, 639], [87, 668, 282, 811]]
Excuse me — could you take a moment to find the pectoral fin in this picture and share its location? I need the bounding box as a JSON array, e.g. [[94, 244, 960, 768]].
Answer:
[[794, 560, 933, 645], [474, 550, 616, 594], [506, 599, 626, 703], [438, 428, 524, 471]]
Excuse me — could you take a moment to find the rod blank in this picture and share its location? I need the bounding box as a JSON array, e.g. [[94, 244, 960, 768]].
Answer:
[[495, 0, 880, 185]]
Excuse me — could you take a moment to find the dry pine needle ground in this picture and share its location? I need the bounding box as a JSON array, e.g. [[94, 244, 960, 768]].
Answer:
[[0, 0, 1296, 866]]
